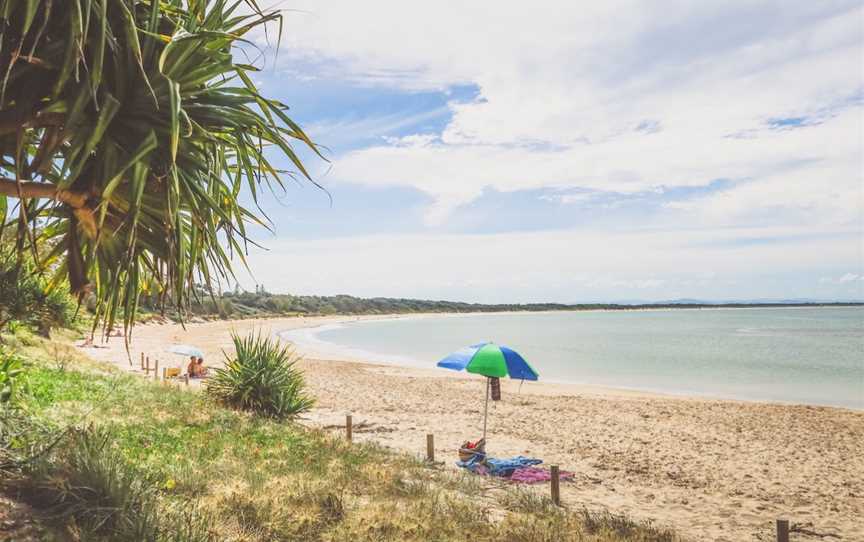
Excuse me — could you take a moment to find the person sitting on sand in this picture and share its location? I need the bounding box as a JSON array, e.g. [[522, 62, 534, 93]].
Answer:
[[186, 356, 197, 377], [191, 356, 208, 378]]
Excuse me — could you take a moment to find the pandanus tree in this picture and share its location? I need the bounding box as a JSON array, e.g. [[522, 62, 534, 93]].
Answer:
[[0, 0, 321, 336]]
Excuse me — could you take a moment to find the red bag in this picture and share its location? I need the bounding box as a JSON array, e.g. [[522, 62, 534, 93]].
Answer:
[[458, 438, 486, 461]]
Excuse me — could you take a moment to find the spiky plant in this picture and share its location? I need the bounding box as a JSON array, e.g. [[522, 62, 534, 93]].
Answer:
[[206, 331, 314, 418], [0, 0, 322, 337], [24, 426, 160, 540], [0, 348, 24, 403], [0, 256, 74, 336]]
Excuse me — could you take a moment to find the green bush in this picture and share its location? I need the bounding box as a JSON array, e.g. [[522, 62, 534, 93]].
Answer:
[[206, 332, 314, 418], [0, 347, 24, 404], [35, 285, 75, 336], [0, 261, 74, 337]]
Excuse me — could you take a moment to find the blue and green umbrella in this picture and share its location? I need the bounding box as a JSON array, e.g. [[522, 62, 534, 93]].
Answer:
[[437, 342, 539, 441], [438, 342, 538, 380]]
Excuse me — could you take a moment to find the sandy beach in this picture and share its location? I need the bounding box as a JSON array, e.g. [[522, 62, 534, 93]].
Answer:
[[79, 315, 864, 542]]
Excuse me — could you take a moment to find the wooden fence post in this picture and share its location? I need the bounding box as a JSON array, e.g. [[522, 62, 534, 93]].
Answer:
[[426, 434, 435, 462], [140, 352, 144, 370], [154, 359, 159, 381], [550, 465, 560, 506], [145, 356, 150, 373], [346, 415, 353, 442], [776, 519, 789, 542], [184, 375, 189, 386]]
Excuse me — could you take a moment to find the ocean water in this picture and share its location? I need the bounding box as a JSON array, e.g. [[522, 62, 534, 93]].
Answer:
[[282, 307, 864, 409]]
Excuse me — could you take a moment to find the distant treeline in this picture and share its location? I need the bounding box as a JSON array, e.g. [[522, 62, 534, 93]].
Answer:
[[161, 287, 862, 320]]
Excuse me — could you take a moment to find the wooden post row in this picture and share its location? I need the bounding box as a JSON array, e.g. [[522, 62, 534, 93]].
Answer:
[[776, 519, 789, 542], [426, 434, 435, 462], [346, 414, 352, 442], [550, 465, 560, 505]]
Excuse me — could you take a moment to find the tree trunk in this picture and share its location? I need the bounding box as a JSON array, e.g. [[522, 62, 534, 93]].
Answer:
[[0, 111, 64, 137], [0, 177, 88, 208], [0, 177, 97, 239]]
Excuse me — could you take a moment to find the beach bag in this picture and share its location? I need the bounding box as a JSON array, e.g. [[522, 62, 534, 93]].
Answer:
[[458, 438, 486, 462], [490, 377, 501, 401]]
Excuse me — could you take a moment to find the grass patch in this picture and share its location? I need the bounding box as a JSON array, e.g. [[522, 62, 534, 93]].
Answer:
[[1, 336, 680, 541], [17, 426, 163, 540], [497, 485, 557, 513]]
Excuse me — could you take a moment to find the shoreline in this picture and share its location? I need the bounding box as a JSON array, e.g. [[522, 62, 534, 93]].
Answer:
[[76, 314, 864, 541], [278, 311, 863, 412], [93, 309, 862, 411]]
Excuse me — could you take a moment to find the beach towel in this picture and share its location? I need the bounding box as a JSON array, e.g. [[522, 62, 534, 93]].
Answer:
[[485, 456, 543, 477], [456, 454, 571, 483], [456, 452, 486, 473], [509, 466, 575, 484], [456, 454, 543, 477]]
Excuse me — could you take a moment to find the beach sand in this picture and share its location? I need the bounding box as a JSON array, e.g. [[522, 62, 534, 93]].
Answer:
[[78, 315, 864, 542]]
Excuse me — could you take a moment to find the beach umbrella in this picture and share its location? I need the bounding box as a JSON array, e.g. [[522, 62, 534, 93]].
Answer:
[[167, 344, 204, 358], [437, 342, 538, 441]]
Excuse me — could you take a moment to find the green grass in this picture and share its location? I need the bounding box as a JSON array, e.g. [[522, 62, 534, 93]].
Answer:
[[0, 332, 680, 541]]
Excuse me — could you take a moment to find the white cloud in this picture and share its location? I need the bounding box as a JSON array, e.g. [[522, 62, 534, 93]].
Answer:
[[243, 224, 861, 302], [272, 1, 863, 228], [538, 192, 594, 205], [819, 272, 863, 284], [303, 108, 449, 151], [235, 1, 864, 300]]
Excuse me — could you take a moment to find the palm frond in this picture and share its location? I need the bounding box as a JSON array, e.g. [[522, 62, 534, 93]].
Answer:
[[0, 0, 324, 337]]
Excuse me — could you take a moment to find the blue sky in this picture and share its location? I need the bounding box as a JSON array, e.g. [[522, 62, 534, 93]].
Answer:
[[234, 1, 863, 303]]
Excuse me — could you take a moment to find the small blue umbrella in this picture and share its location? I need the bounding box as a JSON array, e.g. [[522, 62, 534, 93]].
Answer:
[[167, 344, 204, 358], [438, 342, 538, 441]]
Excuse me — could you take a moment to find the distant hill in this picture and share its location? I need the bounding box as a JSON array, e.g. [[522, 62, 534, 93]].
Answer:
[[143, 289, 863, 321]]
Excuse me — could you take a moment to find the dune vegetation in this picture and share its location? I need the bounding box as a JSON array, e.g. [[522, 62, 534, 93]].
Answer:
[[161, 287, 864, 322], [0, 327, 680, 541]]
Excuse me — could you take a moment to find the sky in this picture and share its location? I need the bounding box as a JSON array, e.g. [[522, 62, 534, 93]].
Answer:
[[234, 0, 863, 303]]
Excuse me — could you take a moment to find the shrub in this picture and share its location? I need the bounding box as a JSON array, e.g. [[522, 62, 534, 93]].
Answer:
[[16, 425, 217, 541], [0, 347, 24, 404], [0, 261, 74, 337], [0, 394, 55, 474], [219, 299, 234, 318], [22, 426, 159, 540], [206, 332, 314, 418], [34, 285, 75, 336]]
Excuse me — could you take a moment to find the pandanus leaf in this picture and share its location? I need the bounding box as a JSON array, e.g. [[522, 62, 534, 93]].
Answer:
[[0, 0, 324, 339]]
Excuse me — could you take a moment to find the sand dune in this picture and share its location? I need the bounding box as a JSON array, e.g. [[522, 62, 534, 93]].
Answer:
[[79, 315, 864, 542]]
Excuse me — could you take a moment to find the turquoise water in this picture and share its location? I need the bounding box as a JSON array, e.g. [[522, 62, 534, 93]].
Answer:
[[288, 307, 864, 409]]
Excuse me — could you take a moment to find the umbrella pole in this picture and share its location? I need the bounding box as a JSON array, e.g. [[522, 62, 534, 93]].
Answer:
[[482, 377, 490, 442]]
